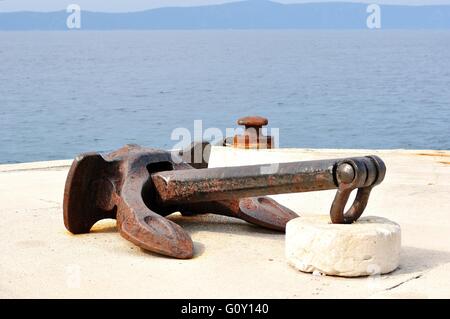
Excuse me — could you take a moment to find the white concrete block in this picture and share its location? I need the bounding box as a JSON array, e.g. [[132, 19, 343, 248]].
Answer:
[[286, 215, 401, 277]]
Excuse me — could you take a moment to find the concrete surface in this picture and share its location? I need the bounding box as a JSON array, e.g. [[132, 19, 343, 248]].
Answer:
[[0, 147, 449, 298]]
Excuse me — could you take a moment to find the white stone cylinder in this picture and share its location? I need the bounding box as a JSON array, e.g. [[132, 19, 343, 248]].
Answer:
[[286, 215, 401, 277]]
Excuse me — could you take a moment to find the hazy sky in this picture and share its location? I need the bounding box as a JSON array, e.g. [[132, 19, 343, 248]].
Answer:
[[1, 0, 449, 12]]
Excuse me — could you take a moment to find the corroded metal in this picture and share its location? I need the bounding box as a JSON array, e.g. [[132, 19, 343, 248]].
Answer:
[[64, 143, 386, 259], [152, 159, 339, 204], [63, 143, 298, 259], [330, 156, 386, 224], [230, 116, 273, 149]]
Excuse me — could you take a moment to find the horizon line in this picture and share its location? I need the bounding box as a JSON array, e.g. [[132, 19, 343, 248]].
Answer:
[[2, 1, 450, 14]]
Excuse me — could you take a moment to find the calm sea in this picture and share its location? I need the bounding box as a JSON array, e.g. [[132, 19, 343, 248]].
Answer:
[[1, 30, 449, 164]]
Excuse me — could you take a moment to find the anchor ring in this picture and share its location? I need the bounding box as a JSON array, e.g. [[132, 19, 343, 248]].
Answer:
[[330, 156, 386, 224]]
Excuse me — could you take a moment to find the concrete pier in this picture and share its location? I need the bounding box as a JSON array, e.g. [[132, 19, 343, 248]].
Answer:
[[0, 147, 449, 298]]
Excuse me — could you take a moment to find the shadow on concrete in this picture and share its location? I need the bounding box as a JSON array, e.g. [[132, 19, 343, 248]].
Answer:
[[89, 213, 284, 259], [167, 213, 286, 238], [392, 246, 450, 276], [192, 241, 205, 258]]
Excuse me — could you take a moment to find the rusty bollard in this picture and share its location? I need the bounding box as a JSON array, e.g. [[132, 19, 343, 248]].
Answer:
[[223, 116, 273, 149]]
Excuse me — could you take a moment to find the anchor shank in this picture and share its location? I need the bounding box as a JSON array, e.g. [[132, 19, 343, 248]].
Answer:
[[151, 159, 343, 205]]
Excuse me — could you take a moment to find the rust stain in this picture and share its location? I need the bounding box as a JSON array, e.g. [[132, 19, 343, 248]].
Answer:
[[439, 161, 450, 165], [416, 152, 450, 158]]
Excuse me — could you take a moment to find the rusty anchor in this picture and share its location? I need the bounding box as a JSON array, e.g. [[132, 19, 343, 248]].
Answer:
[[63, 143, 386, 259]]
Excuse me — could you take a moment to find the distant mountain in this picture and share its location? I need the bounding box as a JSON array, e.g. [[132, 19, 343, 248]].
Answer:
[[1, 0, 450, 30]]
